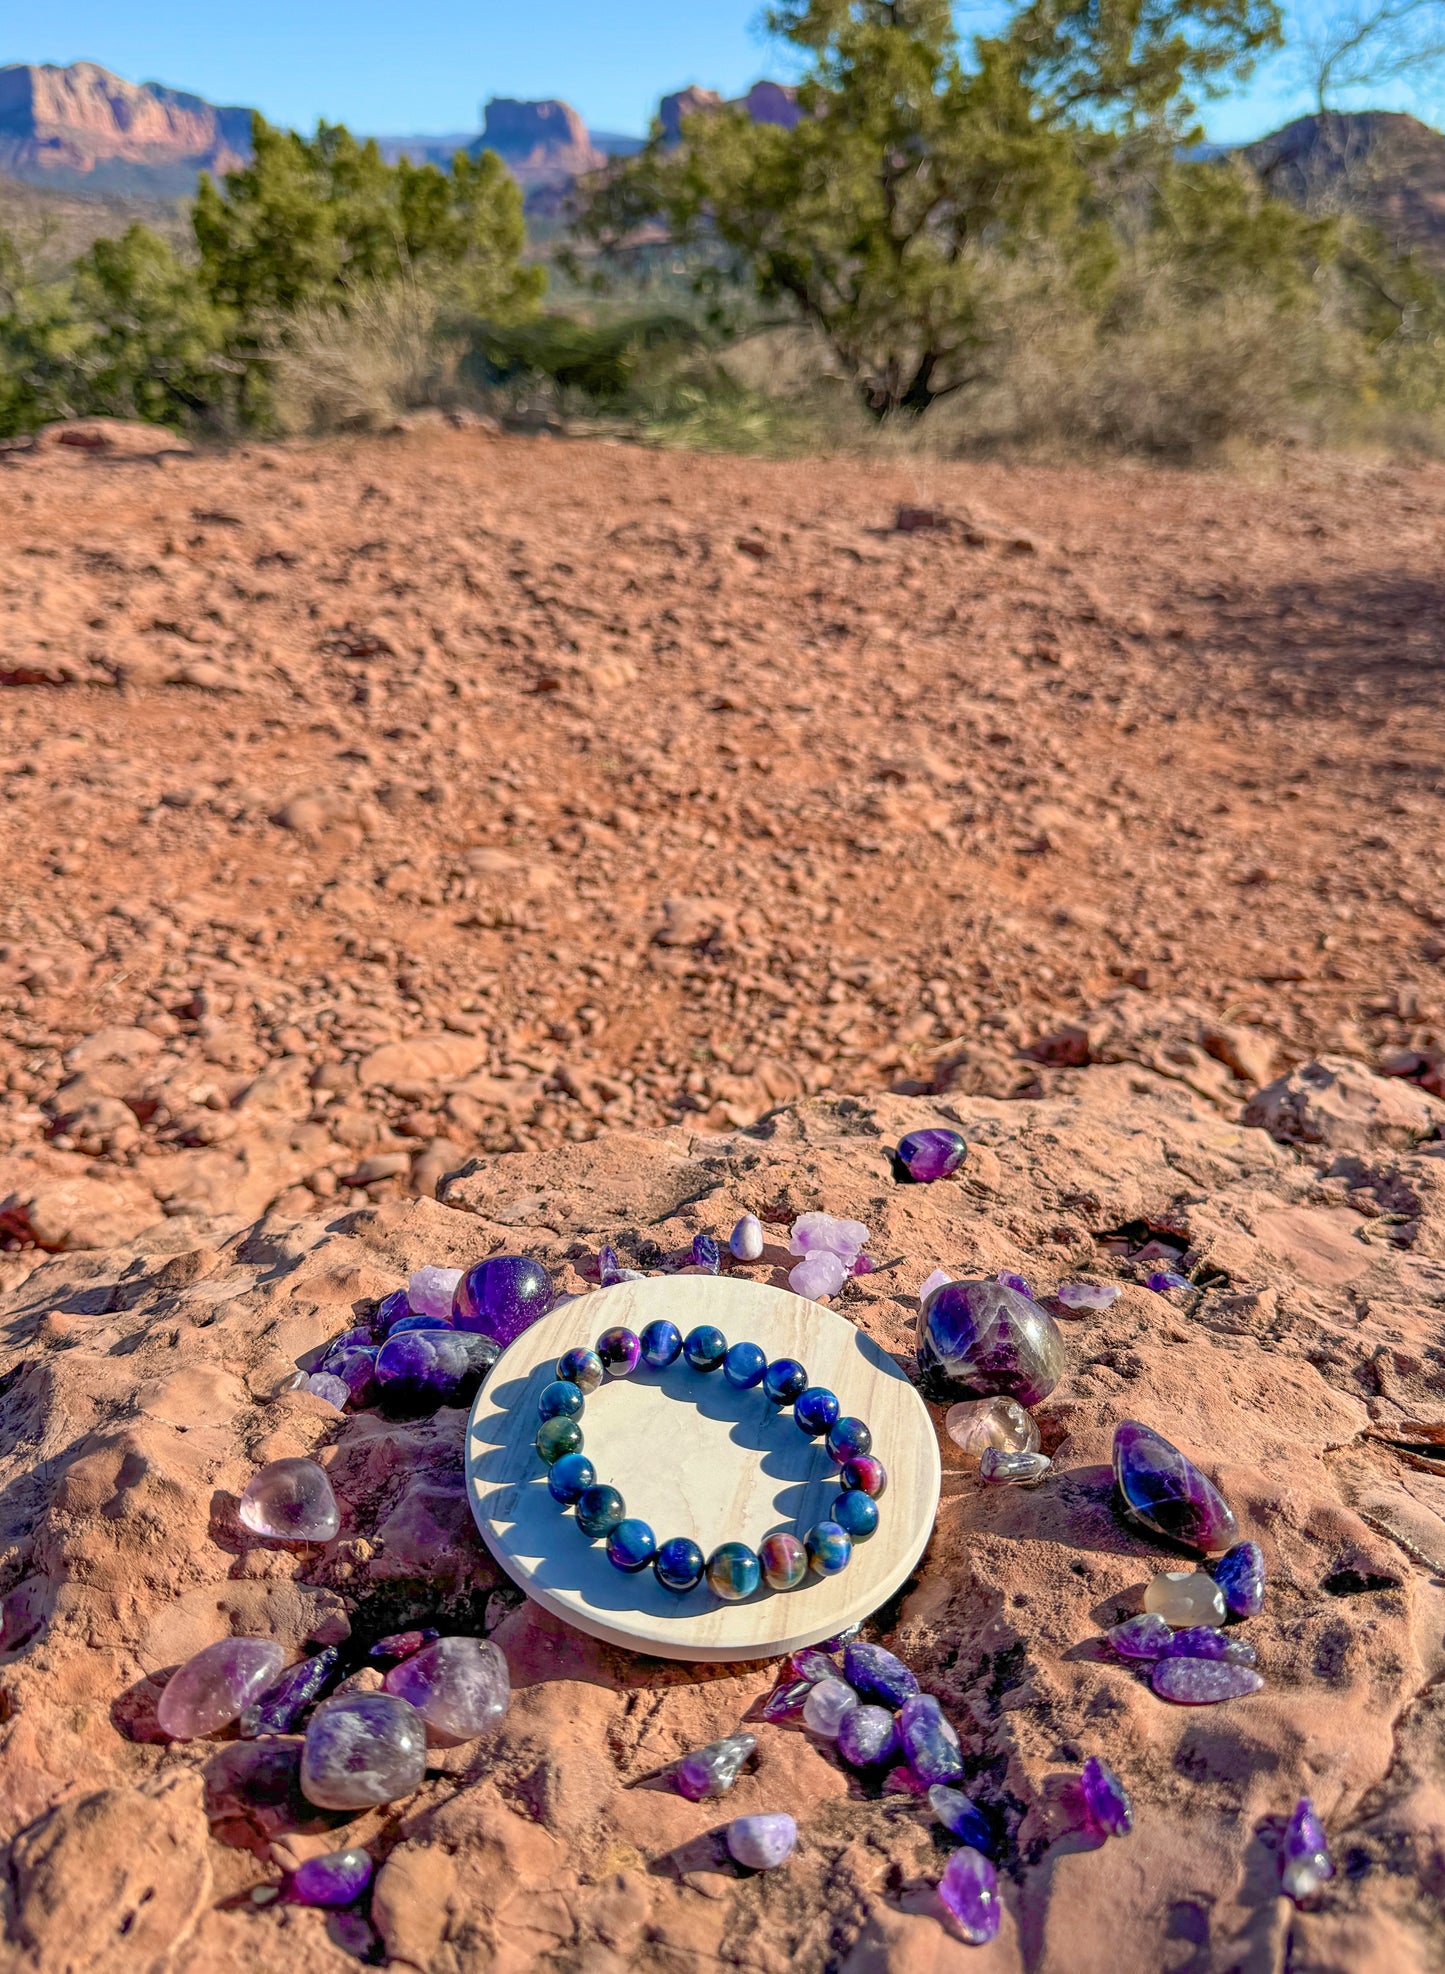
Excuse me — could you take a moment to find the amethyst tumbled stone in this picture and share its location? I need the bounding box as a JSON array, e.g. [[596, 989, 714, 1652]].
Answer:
[[290, 1846, 374, 1907], [899, 1693, 965, 1785], [1106, 1613, 1174, 1660], [916, 1279, 1067, 1406], [1160, 1627, 1256, 1666], [1151, 1659, 1264, 1704], [837, 1704, 898, 1770], [844, 1641, 919, 1708], [1281, 1797, 1335, 1904], [726, 1813, 797, 1870], [1081, 1756, 1132, 1838], [238, 1458, 340, 1543], [1113, 1420, 1239, 1555], [896, 1128, 967, 1184], [240, 1645, 340, 1736], [453, 1254, 554, 1347], [375, 1328, 497, 1416], [301, 1692, 428, 1809], [938, 1847, 1000, 1945], [383, 1636, 510, 1746], [930, 1785, 993, 1852], [157, 1636, 285, 1740], [1211, 1539, 1266, 1618], [675, 1731, 756, 1801]]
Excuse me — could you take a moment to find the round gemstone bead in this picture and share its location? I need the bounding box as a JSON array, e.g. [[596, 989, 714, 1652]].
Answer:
[[547, 1452, 596, 1504], [157, 1636, 286, 1740], [683, 1325, 727, 1371], [825, 1416, 872, 1463], [300, 1692, 427, 1809], [535, 1416, 584, 1465], [723, 1341, 767, 1389], [239, 1458, 340, 1544], [762, 1357, 808, 1406], [831, 1490, 879, 1540], [726, 1812, 796, 1870], [805, 1520, 852, 1576], [840, 1454, 888, 1498], [758, 1531, 808, 1590], [795, 1387, 840, 1437], [705, 1540, 761, 1601], [382, 1637, 510, 1746], [606, 1517, 658, 1571], [639, 1319, 683, 1369], [896, 1127, 968, 1183], [1143, 1570, 1228, 1629], [556, 1346, 604, 1392], [597, 1326, 642, 1377], [290, 1845, 374, 1907], [654, 1536, 706, 1592], [453, 1254, 554, 1346], [575, 1484, 626, 1537], [538, 1379, 584, 1421]]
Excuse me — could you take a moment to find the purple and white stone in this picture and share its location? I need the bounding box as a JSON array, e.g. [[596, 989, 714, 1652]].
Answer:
[[691, 1233, 721, 1274], [726, 1813, 797, 1870], [1113, 1421, 1239, 1555], [844, 1641, 919, 1708], [919, 1268, 953, 1305], [917, 1279, 1067, 1407], [1151, 1659, 1265, 1705], [896, 1128, 967, 1184], [674, 1732, 756, 1801], [837, 1705, 898, 1770], [1211, 1539, 1266, 1618], [1055, 1281, 1121, 1313], [300, 1693, 428, 1809], [290, 1846, 374, 1907], [452, 1254, 554, 1347], [1081, 1756, 1133, 1838], [802, 1679, 859, 1738], [729, 1214, 765, 1261], [995, 1271, 1035, 1299], [929, 1786, 992, 1851], [301, 1372, 351, 1410], [938, 1846, 1000, 1945], [240, 1645, 340, 1736], [979, 1448, 1051, 1486], [789, 1213, 869, 1266], [157, 1637, 286, 1740], [369, 1628, 440, 1664], [382, 1636, 510, 1746], [238, 1459, 340, 1544], [898, 1693, 965, 1785], [408, 1265, 463, 1322], [1106, 1613, 1175, 1660], [1281, 1797, 1334, 1904], [790, 1250, 848, 1301], [1160, 1627, 1256, 1665], [945, 1395, 1040, 1463]]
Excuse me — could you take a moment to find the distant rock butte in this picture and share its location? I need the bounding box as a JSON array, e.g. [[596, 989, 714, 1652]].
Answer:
[[660, 79, 804, 144], [475, 98, 605, 186], [0, 61, 251, 187]]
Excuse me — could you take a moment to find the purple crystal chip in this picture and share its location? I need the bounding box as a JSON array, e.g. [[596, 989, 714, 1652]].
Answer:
[[938, 1847, 1000, 1945], [290, 1846, 374, 1907], [301, 1372, 351, 1409], [1281, 1797, 1334, 1904], [896, 1128, 968, 1184], [1160, 1627, 1256, 1665], [760, 1676, 813, 1723], [1112, 1420, 1239, 1555], [1081, 1756, 1133, 1838], [837, 1704, 898, 1770], [240, 1646, 341, 1736], [929, 1785, 992, 1852], [995, 1270, 1035, 1299], [898, 1693, 964, 1786], [374, 1289, 411, 1335], [1211, 1539, 1266, 1618], [452, 1254, 554, 1346], [675, 1731, 756, 1800], [1106, 1613, 1174, 1660], [1151, 1658, 1265, 1704], [916, 1279, 1067, 1407], [691, 1233, 721, 1274], [843, 1641, 919, 1708], [1147, 1270, 1191, 1292]]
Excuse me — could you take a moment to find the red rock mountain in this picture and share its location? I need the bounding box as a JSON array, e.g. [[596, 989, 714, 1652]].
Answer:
[[659, 79, 803, 144], [475, 98, 605, 188], [0, 60, 252, 194]]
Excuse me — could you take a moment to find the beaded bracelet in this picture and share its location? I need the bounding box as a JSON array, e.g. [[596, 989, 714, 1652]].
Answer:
[[534, 1317, 889, 1599]]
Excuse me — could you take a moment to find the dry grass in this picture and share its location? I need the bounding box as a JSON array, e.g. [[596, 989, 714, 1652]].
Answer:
[[267, 281, 456, 435]]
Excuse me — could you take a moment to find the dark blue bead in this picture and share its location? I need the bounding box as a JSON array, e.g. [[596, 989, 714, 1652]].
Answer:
[[723, 1341, 767, 1389], [538, 1379, 584, 1421], [831, 1490, 879, 1540], [606, 1517, 658, 1571], [683, 1324, 727, 1371], [639, 1319, 683, 1369], [826, 1415, 871, 1463], [575, 1484, 626, 1537], [763, 1357, 808, 1406], [795, 1386, 841, 1437], [548, 1452, 596, 1504], [654, 1536, 706, 1592]]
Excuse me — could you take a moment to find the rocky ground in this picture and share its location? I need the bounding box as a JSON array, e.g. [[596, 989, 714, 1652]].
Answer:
[[2, 420, 1445, 1971]]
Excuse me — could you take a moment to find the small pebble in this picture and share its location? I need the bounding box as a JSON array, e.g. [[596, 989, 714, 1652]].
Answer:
[[1143, 1570, 1228, 1628], [919, 1268, 952, 1305], [896, 1128, 967, 1184], [726, 1813, 797, 1870], [1281, 1797, 1334, 1904], [837, 1704, 898, 1769], [929, 1784, 992, 1851], [938, 1846, 1000, 1944], [729, 1213, 765, 1261], [1105, 1613, 1174, 1660], [844, 1641, 919, 1708], [944, 1395, 1040, 1464], [290, 1846, 373, 1908], [1151, 1659, 1265, 1704], [1055, 1281, 1121, 1313], [979, 1448, 1051, 1486]]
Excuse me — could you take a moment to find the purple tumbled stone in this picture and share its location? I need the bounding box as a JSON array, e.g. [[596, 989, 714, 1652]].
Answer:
[[290, 1846, 374, 1907], [1106, 1612, 1174, 1660], [995, 1270, 1035, 1299], [1081, 1756, 1133, 1838], [369, 1628, 441, 1665], [938, 1846, 1000, 1945], [1147, 1270, 1190, 1292], [929, 1785, 993, 1852], [301, 1692, 428, 1809], [1113, 1421, 1238, 1555], [239, 1458, 340, 1544], [726, 1813, 797, 1870], [916, 1279, 1067, 1407], [157, 1636, 286, 1740], [691, 1233, 721, 1274], [898, 1692, 965, 1786], [374, 1289, 411, 1335], [375, 1328, 498, 1415], [382, 1636, 510, 1746], [1151, 1658, 1265, 1704], [324, 1326, 375, 1362], [896, 1128, 968, 1184], [791, 1648, 842, 1683], [240, 1645, 341, 1736], [1161, 1626, 1256, 1666], [598, 1244, 642, 1286], [1055, 1280, 1121, 1313], [1281, 1797, 1334, 1904], [320, 1345, 379, 1406], [844, 1641, 919, 1708], [452, 1254, 554, 1346], [760, 1676, 814, 1723], [1211, 1540, 1266, 1618], [302, 1372, 351, 1410], [675, 1731, 756, 1800], [837, 1704, 898, 1770]]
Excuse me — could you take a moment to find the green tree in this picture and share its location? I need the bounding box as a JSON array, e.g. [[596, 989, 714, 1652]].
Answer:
[[574, 0, 1285, 415], [71, 225, 232, 424]]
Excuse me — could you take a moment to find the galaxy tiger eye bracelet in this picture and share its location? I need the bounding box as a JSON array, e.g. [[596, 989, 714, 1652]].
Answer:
[[535, 1318, 889, 1599]]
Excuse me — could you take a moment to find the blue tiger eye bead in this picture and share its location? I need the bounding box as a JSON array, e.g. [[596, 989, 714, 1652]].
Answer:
[[683, 1325, 727, 1372], [597, 1327, 641, 1377], [831, 1490, 880, 1540], [805, 1520, 853, 1576], [759, 1531, 808, 1590], [548, 1452, 596, 1504], [723, 1341, 767, 1389], [538, 1379, 584, 1421], [841, 1454, 888, 1498], [795, 1387, 841, 1438], [536, 1416, 583, 1464], [826, 1416, 872, 1464], [705, 1541, 761, 1601], [639, 1319, 683, 1369], [654, 1536, 706, 1592], [575, 1485, 626, 1537], [763, 1358, 808, 1406], [606, 1518, 658, 1572], [557, 1347, 604, 1393]]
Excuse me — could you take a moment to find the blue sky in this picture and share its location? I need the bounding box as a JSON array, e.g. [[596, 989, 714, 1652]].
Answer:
[[11, 0, 1443, 145]]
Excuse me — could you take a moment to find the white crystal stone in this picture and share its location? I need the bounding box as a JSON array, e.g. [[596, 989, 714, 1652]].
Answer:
[[407, 1265, 463, 1322], [729, 1214, 765, 1261], [802, 1678, 858, 1738], [945, 1396, 1041, 1464], [788, 1213, 869, 1263], [238, 1458, 340, 1543], [919, 1268, 953, 1305], [789, 1251, 848, 1301], [1143, 1570, 1228, 1628]]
